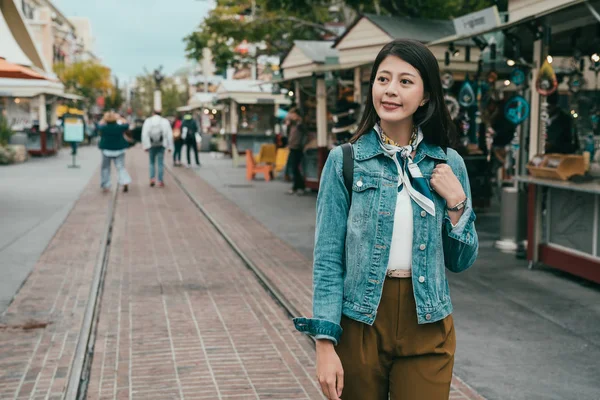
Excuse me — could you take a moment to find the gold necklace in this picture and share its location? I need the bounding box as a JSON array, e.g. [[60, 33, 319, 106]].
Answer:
[[382, 125, 418, 147]]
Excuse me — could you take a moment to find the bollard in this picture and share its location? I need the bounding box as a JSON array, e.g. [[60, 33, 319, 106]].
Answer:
[[495, 186, 519, 252]]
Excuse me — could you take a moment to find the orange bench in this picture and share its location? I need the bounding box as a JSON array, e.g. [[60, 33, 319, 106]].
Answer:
[[246, 150, 273, 181]]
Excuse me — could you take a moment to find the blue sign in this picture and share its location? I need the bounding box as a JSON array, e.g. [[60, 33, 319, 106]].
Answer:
[[510, 69, 525, 86], [63, 117, 85, 142], [504, 95, 530, 125]]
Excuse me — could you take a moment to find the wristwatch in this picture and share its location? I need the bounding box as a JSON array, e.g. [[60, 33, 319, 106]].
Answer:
[[447, 198, 467, 212]]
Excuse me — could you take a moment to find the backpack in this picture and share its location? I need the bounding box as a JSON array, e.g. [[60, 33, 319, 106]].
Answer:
[[340, 142, 447, 205], [148, 119, 164, 147]]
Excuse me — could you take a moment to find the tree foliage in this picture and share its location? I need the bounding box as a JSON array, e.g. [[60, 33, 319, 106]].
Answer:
[[184, 0, 501, 73], [130, 71, 188, 117], [53, 61, 112, 107]]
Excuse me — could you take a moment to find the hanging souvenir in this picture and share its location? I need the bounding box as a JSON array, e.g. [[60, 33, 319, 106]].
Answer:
[[458, 76, 476, 107], [486, 70, 498, 84], [441, 72, 454, 90], [510, 68, 526, 86], [535, 59, 558, 96], [504, 95, 530, 125], [568, 72, 585, 94], [444, 95, 460, 120]]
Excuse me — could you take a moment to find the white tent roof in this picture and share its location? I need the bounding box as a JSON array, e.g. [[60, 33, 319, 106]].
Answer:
[[0, 77, 65, 97], [0, 5, 32, 66]]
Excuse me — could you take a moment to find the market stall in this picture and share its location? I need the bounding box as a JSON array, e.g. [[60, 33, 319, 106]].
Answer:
[[433, 0, 600, 282], [216, 79, 290, 154]]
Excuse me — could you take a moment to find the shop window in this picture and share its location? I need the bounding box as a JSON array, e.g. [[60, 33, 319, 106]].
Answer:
[[237, 104, 275, 134]]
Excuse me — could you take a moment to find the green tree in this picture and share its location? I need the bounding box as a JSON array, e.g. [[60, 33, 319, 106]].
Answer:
[[104, 77, 125, 112], [53, 61, 112, 108], [184, 0, 499, 72], [130, 71, 187, 117]]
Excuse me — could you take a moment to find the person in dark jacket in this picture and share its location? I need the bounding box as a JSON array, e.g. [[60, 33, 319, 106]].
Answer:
[[545, 91, 578, 154], [98, 111, 133, 193], [181, 112, 201, 167], [285, 107, 306, 195], [172, 114, 184, 166]]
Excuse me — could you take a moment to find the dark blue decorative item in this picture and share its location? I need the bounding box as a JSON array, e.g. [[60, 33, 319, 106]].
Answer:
[[504, 95, 530, 125], [510, 68, 525, 86], [458, 77, 475, 107]]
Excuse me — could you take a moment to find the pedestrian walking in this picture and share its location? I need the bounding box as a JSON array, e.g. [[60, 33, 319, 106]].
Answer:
[[142, 110, 173, 187], [97, 111, 133, 193], [293, 39, 479, 400], [181, 112, 201, 167], [172, 114, 184, 167], [284, 107, 306, 195]]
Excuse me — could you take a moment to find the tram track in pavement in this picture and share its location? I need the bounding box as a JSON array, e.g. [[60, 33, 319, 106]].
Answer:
[[63, 165, 315, 400], [64, 186, 118, 400]]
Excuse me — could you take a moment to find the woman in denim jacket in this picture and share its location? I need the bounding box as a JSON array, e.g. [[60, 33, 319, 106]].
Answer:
[[293, 39, 479, 400]]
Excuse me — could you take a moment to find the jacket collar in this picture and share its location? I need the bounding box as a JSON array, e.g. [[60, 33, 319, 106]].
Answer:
[[354, 128, 448, 163]]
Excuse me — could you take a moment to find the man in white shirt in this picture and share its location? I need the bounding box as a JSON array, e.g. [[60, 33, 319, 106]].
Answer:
[[141, 110, 174, 187]]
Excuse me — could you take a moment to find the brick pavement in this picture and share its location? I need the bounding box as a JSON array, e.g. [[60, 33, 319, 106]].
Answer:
[[170, 158, 485, 400], [0, 173, 112, 399], [87, 149, 323, 399]]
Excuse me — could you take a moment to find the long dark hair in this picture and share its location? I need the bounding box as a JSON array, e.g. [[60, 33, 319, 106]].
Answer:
[[350, 39, 456, 147]]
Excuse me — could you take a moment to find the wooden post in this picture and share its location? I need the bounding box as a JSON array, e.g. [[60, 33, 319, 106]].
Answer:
[[353, 66, 362, 103], [528, 39, 543, 160], [294, 80, 301, 109], [316, 77, 328, 181]]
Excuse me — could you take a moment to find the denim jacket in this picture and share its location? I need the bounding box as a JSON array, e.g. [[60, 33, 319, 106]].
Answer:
[[293, 129, 478, 345]]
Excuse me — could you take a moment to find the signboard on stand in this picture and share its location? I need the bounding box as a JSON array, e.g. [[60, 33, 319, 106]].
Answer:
[[63, 116, 85, 142]]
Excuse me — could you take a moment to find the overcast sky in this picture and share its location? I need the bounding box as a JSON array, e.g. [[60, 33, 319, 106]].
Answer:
[[54, 0, 214, 82]]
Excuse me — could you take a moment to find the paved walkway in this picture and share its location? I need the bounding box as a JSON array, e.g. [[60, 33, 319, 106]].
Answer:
[[0, 146, 101, 313], [86, 149, 321, 400], [0, 171, 112, 399]]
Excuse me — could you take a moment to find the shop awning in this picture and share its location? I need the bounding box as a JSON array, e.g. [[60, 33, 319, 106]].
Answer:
[[429, 0, 591, 47], [0, 77, 65, 98], [0, 58, 46, 80]]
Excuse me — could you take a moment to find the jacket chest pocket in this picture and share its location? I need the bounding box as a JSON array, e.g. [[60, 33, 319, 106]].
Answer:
[[350, 174, 380, 223]]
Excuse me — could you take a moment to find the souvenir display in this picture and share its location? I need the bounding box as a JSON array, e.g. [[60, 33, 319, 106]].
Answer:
[[535, 59, 558, 96], [510, 68, 526, 86], [441, 72, 454, 90], [458, 76, 476, 107], [568, 72, 584, 94], [444, 94, 460, 120], [504, 95, 531, 125]]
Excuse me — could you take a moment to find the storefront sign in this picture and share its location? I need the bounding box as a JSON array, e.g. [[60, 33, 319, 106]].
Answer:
[[453, 6, 501, 37], [504, 95, 530, 125]]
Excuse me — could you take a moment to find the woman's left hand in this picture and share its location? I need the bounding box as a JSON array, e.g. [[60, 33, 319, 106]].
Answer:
[[430, 164, 466, 207]]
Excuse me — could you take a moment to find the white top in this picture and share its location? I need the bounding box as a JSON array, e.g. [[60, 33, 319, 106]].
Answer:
[[387, 186, 413, 271], [141, 115, 174, 151]]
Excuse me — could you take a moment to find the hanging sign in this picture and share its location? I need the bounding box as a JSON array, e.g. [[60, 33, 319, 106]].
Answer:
[[510, 69, 526, 86], [444, 95, 460, 120], [453, 6, 501, 36], [441, 72, 454, 90], [504, 95, 530, 125], [458, 77, 476, 107], [536, 59, 558, 96]]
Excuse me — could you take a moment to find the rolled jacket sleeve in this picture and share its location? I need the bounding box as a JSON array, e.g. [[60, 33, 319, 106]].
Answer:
[[292, 146, 347, 345], [442, 152, 479, 273]]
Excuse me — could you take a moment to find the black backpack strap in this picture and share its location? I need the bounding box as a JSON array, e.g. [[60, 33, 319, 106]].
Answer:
[[341, 143, 354, 205]]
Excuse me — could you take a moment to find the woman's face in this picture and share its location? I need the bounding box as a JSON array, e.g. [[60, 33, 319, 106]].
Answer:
[[372, 56, 427, 125]]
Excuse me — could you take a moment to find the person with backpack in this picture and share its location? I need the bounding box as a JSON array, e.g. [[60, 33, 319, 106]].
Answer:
[[293, 40, 479, 400], [142, 110, 173, 187], [181, 112, 201, 167]]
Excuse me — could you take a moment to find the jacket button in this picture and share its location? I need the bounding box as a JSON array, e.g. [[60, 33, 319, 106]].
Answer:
[[418, 276, 425, 283], [425, 314, 432, 321], [419, 244, 426, 251], [357, 180, 363, 187], [421, 211, 426, 217]]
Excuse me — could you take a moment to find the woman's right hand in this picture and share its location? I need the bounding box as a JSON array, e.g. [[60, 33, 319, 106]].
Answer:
[[316, 339, 344, 400]]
